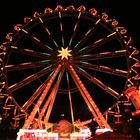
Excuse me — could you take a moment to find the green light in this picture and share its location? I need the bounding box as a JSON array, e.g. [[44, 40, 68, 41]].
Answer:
[[127, 83, 132, 87]]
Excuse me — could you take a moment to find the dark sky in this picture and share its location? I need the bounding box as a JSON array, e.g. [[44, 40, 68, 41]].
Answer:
[[0, 0, 140, 50]]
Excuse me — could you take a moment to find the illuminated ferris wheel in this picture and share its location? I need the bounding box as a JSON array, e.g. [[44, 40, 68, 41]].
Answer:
[[0, 5, 140, 132]]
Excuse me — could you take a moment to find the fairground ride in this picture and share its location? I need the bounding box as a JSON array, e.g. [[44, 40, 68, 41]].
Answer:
[[0, 5, 140, 140]]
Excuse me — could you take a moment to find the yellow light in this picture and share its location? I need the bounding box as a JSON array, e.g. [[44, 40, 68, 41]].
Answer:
[[58, 47, 72, 59]]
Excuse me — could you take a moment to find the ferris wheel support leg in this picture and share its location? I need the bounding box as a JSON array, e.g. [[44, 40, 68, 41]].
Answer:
[[44, 68, 65, 125], [68, 65, 111, 130], [22, 64, 61, 129]]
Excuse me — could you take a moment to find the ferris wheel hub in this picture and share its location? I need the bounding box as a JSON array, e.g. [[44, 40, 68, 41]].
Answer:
[[58, 47, 72, 60]]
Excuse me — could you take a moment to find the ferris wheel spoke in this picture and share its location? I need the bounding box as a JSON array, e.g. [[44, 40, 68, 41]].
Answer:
[[38, 17, 59, 48], [69, 12, 82, 47], [10, 46, 52, 58], [8, 65, 55, 93], [75, 62, 128, 77], [75, 50, 127, 61], [75, 66, 120, 99], [5, 60, 53, 71], [73, 19, 100, 52], [58, 12, 65, 46], [77, 31, 117, 55], [22, 83, 46, 111], [22, 74, 54, 111], [21, 28, 54, 51], [3, 95, 26, 121]]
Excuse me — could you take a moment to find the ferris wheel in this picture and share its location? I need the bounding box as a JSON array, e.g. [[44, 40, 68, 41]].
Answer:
[[0, 5, 140, 131]]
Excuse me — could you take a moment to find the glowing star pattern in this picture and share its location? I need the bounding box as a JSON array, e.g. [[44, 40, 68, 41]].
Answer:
[[58, 47, 72, 60]]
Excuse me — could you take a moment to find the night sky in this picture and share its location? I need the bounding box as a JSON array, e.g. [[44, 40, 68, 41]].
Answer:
[[0, 0, 140, 139], [0, 0, 139, 48]]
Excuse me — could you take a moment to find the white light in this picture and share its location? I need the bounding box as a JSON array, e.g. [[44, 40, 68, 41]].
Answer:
[[16, 129, 59, 140], [129, 118, 132, 121], [70, 132, 89, 137], [19, 129, 47, 133], [96, 128, 113, 135]]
